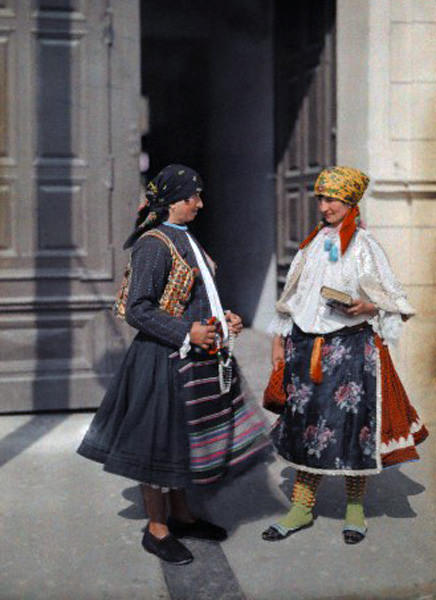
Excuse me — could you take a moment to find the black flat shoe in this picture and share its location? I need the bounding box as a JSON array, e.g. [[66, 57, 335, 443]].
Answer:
[[343, 528, 366, 545], [167, 517, 227, 542], [262, 520, 313, 542], [142, 528, 193, 564]]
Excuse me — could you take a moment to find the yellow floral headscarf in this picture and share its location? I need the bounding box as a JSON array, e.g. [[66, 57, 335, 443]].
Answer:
[[314, 166, 369, 206]]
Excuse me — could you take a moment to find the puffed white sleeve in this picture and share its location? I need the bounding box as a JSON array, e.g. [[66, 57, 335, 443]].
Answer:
[[356, 231, 416, 345], [268, 311, 294, 337], [268, 249, 306, 336]]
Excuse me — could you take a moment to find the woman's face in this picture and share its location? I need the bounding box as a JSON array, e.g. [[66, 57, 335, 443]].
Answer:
[[168, 194, 203, 224], [317, 195, 351, 226]]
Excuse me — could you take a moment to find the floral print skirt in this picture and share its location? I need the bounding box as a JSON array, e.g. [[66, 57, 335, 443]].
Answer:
[[272, 323, 380, 476]]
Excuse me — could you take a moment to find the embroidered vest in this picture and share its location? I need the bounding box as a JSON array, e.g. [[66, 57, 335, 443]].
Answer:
[[113, 229, 197, 320]]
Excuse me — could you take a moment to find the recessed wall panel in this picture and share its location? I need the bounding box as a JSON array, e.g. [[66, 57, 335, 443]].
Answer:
[[36, 35, 83, 159], [0, 184, 12, 249], [306, 66, 323, 169], [0, 37, 9, 158], [0, 312, 93, 374], [37, 184, 84, 252], [35, 0, 82, 12]]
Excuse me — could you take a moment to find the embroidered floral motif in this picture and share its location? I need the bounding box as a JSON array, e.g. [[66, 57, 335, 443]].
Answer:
[[334, 382, 364, 414], [322, 338, 352, 375], [286, 376, 312, 415], [359, 415, 376, 458], [285, 337, 297, 363], [303, 418, 336, 458], [364, 337, 377, 377], [334, 457, 353, 470]]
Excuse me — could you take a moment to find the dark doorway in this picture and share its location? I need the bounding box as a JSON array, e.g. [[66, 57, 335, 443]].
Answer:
[[140, 1, 275, 325], [139, 0, 336, 322], [140, 39, 209, 179], [140, 1, 210, 241], [275, 0, 336, 290]]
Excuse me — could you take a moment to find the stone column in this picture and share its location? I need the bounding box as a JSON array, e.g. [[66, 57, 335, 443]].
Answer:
[[338, 0, 436, 422]]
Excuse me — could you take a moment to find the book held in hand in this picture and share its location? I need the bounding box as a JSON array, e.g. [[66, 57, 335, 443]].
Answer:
[[320, 286, 353, 311]]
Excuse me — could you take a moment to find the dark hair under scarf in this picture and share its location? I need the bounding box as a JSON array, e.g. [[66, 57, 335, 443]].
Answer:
[[123, 164, 203, 249]]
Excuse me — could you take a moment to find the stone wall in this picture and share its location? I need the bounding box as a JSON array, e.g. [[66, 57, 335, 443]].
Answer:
[[338, 0, 436, 422]]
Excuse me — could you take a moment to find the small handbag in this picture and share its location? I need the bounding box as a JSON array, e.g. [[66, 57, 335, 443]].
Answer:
[[263, 360, 286, 414]]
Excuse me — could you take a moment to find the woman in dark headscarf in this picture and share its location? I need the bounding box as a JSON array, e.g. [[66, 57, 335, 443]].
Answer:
[[78, 164, 269, 565]]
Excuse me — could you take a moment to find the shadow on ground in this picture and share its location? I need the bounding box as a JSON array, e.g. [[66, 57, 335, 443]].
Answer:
[[278, 465, 425, 520], [118, 452, 287, 534], [117, 457, 425, 533], [0, 414, 68, 468]]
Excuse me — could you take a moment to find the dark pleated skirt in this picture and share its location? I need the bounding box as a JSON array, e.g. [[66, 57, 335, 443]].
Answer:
[[77, 332, 268, 487], [77, 333, 191, 488]]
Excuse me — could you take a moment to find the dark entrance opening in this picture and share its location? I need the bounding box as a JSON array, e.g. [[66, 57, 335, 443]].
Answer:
[[140, 0, 335, 324], [275, 0, 336, 290]]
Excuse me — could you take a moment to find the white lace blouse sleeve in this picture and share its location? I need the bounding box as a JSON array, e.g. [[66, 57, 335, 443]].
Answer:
[[268, 312, 294, 337], [268, 250, 306, 336], [356, 231, 416, 345]]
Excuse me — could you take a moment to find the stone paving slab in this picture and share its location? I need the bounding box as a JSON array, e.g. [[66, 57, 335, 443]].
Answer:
[[0, 413, 169, 600]]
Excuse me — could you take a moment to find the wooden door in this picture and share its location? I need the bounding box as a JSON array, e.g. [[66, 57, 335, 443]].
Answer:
[[0, 0, 140, 411], [275, 0, 336, 289]]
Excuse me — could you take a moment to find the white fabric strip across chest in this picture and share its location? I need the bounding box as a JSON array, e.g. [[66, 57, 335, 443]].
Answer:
[[186, 233, 229, 341]]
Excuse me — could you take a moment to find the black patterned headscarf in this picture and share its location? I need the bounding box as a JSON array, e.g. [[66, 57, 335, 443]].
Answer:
[[123, 164, 203, 249]]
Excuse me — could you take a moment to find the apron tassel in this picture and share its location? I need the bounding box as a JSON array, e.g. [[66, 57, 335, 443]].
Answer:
[[310, 336, 325, 384]]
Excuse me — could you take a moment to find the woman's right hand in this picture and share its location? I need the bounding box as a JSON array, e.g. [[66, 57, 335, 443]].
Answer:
[[190, 321, 217, 350], [271, 334, 285, 371]]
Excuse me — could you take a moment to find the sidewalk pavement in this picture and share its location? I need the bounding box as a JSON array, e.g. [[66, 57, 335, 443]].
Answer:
[[1, 329, 435, 600]]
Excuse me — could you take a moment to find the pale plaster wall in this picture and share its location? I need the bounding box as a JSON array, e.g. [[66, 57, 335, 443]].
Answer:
[[338, 0, 436, 423]]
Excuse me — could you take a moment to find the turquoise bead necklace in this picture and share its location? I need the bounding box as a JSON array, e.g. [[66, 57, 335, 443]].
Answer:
[[324, 237, 339, 262]]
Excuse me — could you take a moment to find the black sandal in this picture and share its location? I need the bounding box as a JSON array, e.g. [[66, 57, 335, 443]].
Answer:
[[262, 521, 313, 542], [343, 527, 367, 545]]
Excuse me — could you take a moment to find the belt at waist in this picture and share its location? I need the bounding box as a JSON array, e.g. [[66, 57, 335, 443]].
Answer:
[[291, 322, 372, 385], [293, 321, 371, 341]]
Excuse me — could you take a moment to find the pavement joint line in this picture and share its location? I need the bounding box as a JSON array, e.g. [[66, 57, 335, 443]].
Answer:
[[161, 538, 246, 600]]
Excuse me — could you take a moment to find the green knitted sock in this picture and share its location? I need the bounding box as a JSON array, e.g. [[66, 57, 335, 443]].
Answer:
[[344, 500, 366, 533], [276, 504, 313, 534]]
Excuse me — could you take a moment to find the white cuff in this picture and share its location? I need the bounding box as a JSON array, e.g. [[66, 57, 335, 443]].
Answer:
[[368, 310, 403, 346], [268, 313, 294, 337], [179, 333, 191, 359]]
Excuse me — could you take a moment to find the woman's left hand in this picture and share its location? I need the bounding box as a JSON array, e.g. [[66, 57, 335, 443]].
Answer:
[[346, 299, 377, 317], [225, 311, 243, 335]]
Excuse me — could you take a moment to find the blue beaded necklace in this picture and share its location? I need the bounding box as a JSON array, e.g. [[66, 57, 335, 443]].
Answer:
[[324, 236, 339, 262]]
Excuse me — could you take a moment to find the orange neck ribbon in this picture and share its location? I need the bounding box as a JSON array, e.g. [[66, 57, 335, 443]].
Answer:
[[299, 205, 360, 256]]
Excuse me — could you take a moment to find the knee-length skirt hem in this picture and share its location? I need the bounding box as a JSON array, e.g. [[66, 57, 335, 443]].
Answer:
[[77, 440, 192, 488]]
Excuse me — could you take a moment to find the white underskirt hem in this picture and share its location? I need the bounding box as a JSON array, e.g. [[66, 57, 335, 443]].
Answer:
[[279, 460, 383, 477]]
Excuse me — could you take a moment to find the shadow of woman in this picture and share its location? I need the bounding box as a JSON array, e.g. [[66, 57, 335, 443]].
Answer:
[[117, 454, 288, 535], [277, 466, 425, 520]]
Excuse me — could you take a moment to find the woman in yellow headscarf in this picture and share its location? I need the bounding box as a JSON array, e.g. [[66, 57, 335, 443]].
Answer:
[[262, 166, 428, 544]]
